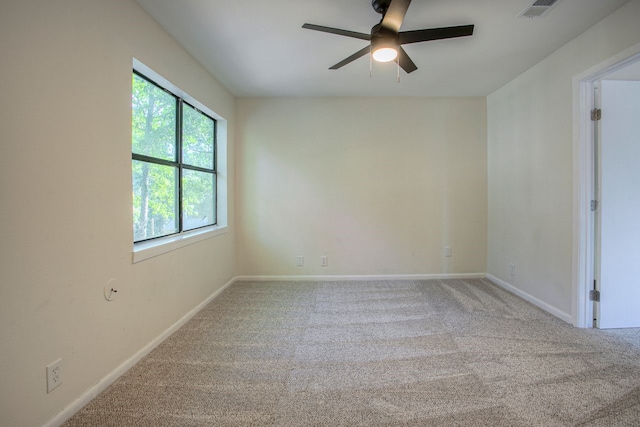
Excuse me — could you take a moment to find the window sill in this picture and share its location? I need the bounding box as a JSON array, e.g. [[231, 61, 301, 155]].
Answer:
[[132, 225, 228, 263]]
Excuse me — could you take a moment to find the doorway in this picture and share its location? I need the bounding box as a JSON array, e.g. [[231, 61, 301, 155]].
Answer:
[[574, 45, 640, 328]]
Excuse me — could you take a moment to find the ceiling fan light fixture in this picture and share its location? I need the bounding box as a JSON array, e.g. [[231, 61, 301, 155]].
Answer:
[[371, 36, 398, 62], [372, 46, 398, 62]]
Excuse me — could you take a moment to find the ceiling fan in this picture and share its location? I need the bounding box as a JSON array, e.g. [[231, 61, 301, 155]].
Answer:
[[302, 0, 474, 74]]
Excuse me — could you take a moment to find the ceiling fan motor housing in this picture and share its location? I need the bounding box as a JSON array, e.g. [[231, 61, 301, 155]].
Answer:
[[371, 23, 398, 49], [371, 23, 395, 38]]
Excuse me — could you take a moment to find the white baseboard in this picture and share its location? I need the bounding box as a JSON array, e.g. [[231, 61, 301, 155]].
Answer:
[[233, 273, 486, 282], [44, 277, 236, 427], [486, 274, 573, 324]]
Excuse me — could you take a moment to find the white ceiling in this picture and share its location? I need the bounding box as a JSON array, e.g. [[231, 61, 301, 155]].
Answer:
[[134, 0, 629, 97]]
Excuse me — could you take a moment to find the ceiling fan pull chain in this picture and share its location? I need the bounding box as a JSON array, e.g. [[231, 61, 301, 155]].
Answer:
[[369, 46, 373, 78]]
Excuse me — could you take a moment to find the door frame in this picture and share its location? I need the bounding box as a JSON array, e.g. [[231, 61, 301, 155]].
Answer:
[[572, 42, 640, 328]]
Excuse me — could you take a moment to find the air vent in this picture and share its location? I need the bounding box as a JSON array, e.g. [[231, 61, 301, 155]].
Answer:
[[518, 0, 562, 18]]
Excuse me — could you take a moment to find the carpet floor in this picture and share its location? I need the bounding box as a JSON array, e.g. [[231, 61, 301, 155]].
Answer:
[[63, 278, 640, 426]]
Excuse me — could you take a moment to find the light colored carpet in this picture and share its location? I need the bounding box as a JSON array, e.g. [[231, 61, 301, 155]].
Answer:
[[64, 278, 640, 426]]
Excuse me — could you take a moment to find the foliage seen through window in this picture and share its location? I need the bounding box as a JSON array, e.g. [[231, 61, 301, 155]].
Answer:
[[132, 72, 216, 243]]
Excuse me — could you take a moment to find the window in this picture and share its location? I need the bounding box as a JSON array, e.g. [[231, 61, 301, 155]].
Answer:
[[132, 71, 216, 243]]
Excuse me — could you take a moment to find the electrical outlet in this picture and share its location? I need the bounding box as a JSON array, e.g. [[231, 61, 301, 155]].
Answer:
[[296, 256, 304, 267], [510, 263, 516, 276], [320, 255, 328, 267], [47, 358, 62, 393], [444, 247, 452, 257]]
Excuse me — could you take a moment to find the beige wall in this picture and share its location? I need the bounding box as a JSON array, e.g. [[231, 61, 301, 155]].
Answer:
[[487, 1, 640, 319], [236, 97, 487, 277], [0, 0, 236, 425]]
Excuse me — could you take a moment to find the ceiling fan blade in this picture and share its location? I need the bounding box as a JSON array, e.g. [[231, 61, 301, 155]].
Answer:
[[380, 0, 412, 33], [329, 45, 371, 70], [302, 23, 371, 41], [397, 46, 417, 74], [399, 25, 474, 45]]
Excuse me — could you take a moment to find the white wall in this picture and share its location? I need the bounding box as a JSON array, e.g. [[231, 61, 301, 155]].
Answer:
[[487, 1, 640, 320], [236, 97, 487, 277], [0, 1, 236, 425]]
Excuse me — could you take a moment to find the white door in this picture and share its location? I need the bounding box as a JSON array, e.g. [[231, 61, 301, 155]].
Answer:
[[597, 80, 640, 329]]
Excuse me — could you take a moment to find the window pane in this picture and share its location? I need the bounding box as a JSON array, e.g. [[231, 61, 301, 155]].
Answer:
[[182, 169, 216, 231], [132, 74, 177, 162], [182, 103, 214, 170], [132, 160, 179, 241]]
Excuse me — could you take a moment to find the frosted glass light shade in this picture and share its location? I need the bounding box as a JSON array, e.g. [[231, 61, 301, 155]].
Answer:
[[372, 47, 398, 62]]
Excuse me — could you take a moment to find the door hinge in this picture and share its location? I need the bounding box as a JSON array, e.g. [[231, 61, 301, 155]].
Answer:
[[591, 108, 602, 121], [590, 200, 599, 211], [589, 289, 600, 302]]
